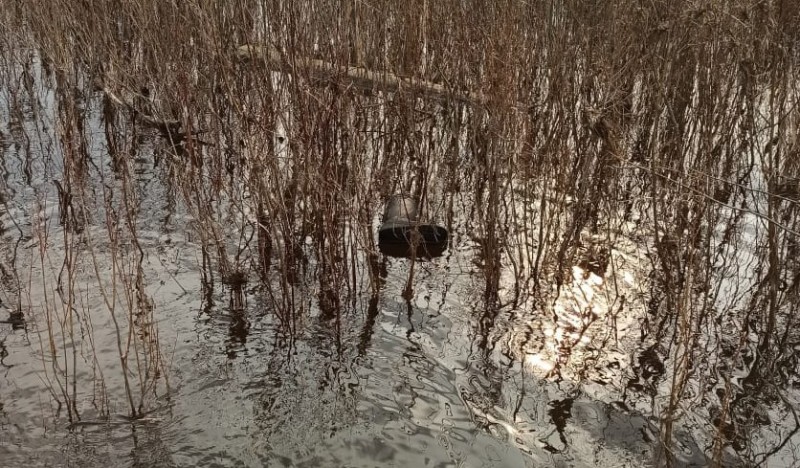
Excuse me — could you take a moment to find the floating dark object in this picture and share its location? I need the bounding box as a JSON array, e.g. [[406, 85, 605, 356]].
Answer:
[[378, 195, 448, 258], [0, 304, 25, 330]]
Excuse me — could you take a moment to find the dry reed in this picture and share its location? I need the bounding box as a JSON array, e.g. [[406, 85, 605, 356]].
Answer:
[[1, 0, 799, 465]]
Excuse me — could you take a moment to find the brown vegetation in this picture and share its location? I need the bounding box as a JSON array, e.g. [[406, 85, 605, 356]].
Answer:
[[1, 0, 800, 465]]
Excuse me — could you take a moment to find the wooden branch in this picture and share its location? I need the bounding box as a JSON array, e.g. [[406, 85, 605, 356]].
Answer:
[[99, 84, 183, 136], [235, 44, 486, 106]]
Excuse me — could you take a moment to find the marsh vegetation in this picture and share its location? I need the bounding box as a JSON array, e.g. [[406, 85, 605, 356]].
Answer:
[[1, 1, 800, 466]]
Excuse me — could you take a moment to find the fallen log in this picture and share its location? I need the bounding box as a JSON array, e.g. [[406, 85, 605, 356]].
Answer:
[[235, 44, 486, 106], [99, 83, 183, 136]]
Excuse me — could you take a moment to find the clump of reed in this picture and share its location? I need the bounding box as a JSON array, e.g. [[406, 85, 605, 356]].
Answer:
[[1, 0, 800, 465]]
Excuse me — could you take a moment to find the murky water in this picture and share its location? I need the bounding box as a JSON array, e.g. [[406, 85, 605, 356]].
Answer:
[[2, 26, 800, 468]]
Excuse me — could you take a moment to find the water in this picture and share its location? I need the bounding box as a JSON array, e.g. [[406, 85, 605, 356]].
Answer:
[[0, 50, 795, 468], [0, 140, 707, 467]]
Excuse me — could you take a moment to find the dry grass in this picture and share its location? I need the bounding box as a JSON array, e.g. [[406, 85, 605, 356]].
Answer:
[[1, 0, 800, 465]]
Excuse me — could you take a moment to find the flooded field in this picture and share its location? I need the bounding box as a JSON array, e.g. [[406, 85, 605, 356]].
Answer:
[[2, 1, 800, 467]]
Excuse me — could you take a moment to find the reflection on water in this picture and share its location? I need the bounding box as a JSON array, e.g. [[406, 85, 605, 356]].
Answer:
[[0, 25, 799, 468]]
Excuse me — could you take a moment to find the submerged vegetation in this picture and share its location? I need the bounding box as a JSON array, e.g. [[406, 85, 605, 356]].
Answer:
[[1, 0, 800, 466]]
